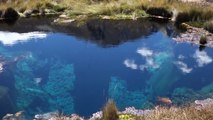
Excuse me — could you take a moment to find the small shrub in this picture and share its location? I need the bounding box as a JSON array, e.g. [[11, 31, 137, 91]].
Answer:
[[175, 9, 213, 25], [204, 21, 213, 33], [102, 99, 119, 120], [200, 35, 207, 45], [45, 2, 66, 12], [175, 12, 190, 25], [146, 7, 173, 18]]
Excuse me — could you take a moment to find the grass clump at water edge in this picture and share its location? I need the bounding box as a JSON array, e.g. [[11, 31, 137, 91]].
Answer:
[[102, 99, 119, 120]]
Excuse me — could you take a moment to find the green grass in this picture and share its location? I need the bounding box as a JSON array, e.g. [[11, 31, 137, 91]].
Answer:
[[175, 8, 213, 25], [1, 0, 213, 22]]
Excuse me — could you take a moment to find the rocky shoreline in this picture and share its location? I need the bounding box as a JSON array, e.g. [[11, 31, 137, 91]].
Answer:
[[173, 23, 213, 48], [2, 98, 213, 120]]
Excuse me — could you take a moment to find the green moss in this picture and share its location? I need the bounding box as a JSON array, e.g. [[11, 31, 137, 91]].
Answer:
[[119, 114, 137, 120], [186, 21, 204, 28]]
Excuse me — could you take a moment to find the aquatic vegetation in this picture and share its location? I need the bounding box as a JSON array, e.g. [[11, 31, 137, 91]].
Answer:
[[144, 49, 180, 96], [14, 54, 75, 115], [43, 62, 75, 114], [14, 55, 45, 113], [108, 77, 147, 109], [172, 88, 201, 106], [102, 99, 119, 120], [0, 86, 8, 99]]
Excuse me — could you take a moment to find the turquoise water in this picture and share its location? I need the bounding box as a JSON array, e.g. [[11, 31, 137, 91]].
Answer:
[[0, 19, 213, 118]]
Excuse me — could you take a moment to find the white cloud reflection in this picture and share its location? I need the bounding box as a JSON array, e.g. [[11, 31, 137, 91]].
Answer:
[[174, 61, 192, 74], [0, 62, 3, 73], [178, 54, 185, 60], [193, 50, 212, 67], [137, 47, 153, 57], [123, 59, 138, 70], [136, 47, 167, 71], [0, 31, 47, 46]]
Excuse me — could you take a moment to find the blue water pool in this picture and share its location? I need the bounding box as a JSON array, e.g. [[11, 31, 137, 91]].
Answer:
[[0, 19, 213, 118]]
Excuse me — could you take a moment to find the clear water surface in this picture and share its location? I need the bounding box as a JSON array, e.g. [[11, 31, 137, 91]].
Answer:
[[0, 18, 213, 118]]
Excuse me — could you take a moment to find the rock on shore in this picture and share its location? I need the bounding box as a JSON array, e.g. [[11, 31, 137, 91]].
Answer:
[[173, 23, 213, 47], [0, 7, 19, 22]]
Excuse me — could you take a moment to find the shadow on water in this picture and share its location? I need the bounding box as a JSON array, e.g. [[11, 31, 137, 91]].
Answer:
[[0, 17, 176, 47]]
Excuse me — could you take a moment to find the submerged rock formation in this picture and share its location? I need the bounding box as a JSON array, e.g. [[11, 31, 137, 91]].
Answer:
[[2, 111, 25, 120]]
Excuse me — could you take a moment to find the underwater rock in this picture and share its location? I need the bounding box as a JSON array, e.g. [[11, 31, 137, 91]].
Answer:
[[108, 77, 147, 109], [120, 107, 153, 116], [200, 82, 213, 96], [89, 111, 102, 120], [157, 97, 172, 105], [195, 98, 213, 109], [173, 23, 213, 48], [2, 111, 25, 120], [34, 111, 59, 120]]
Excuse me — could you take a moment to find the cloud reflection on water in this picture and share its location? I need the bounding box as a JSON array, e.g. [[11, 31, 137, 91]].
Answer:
[[0, 31, 47, 46], [174, 61, 192, 74], [124, 47, 170, 72], [123, 59, 138, 70], [193, 50, 213, 67]]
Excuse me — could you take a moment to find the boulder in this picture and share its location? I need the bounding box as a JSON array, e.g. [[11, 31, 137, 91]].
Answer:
[[1, 8, 19, 22], [195, 98, 213, 108], [34, 111, 59, 120]]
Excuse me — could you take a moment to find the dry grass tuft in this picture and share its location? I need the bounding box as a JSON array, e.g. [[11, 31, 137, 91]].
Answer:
[[102, 99, 119, 120], [141, 105, 213, 120]]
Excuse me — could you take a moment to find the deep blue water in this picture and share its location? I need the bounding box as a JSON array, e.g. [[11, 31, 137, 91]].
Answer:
[[0, 19, 213, 118]]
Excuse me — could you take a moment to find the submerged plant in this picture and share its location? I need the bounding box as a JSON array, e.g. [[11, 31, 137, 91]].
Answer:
[[14, 54, 76, 115], [43, 62, 75, 114], [108, 77, 147, 109]]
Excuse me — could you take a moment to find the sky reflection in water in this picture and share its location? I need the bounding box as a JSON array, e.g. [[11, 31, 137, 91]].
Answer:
[[0, 29, 213, 118]]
